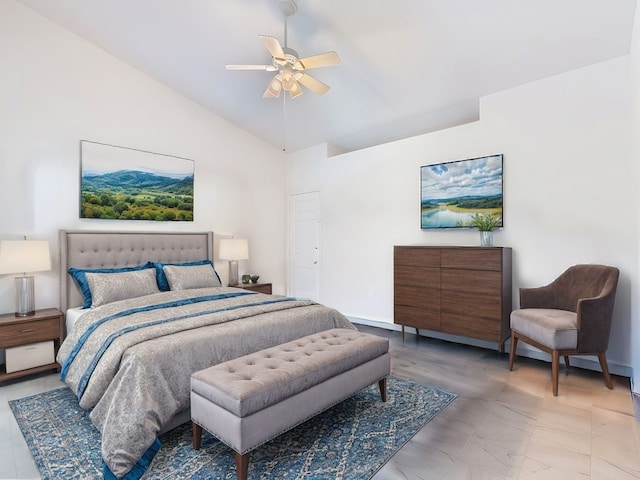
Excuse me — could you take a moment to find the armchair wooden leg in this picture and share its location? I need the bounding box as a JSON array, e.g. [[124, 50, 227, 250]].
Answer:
[[597, 352, 614, 390], [509, 332, 518, 371], [564, 356, 570, 368], [552, 350, 560, 396]]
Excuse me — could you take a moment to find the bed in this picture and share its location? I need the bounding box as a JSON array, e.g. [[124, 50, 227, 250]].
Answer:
[[56, 230, 355, 480]]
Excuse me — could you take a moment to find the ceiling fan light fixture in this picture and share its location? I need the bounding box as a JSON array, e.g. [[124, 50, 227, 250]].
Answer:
[[263, 78, 282, 98], [289, 81, 302, 99], [281, 70, 295, 91]]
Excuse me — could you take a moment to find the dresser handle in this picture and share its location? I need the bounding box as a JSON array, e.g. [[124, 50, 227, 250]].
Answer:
[[20, 328, 36, 333]]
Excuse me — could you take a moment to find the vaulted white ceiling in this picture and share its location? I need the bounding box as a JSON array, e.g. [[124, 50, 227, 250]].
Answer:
[[18, 0, 637, 153]]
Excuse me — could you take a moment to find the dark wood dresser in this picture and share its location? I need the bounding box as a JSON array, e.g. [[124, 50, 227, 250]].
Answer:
[[394, 246, 512, 351]]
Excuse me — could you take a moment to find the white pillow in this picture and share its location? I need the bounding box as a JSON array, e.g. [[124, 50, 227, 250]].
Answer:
[[85, 268, 160, 307], [163, 264, 222, 290]]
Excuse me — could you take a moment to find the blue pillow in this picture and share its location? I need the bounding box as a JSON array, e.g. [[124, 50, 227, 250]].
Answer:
[[68, 263, 153, 308], [152, 260, 220, 291]]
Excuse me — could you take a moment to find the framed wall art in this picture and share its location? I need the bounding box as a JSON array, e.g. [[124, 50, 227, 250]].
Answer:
[[80, 140, 194, 221], [420, 154, 503, 229]]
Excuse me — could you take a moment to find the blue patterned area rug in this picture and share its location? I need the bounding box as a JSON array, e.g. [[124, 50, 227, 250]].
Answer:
[[10, 375, 455, 480]]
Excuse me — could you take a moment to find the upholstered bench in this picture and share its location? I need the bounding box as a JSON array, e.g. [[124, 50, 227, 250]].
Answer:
[[190, 328, 390, 480]]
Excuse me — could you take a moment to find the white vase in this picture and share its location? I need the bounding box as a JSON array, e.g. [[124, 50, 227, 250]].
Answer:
[[480, 231, 493, 247]]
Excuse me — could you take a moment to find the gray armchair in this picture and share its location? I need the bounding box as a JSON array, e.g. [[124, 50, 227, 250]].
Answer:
[[509, 264, 619, 396]]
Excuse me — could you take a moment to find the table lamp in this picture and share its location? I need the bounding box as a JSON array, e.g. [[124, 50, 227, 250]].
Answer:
[[219, 238, 249, 286], [0, 239, 52, 316]]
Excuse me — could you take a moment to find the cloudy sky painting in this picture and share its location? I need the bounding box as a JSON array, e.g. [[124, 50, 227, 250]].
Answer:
[[81, 140, 193, 178], [421, 154, 503, 200], [420, 154, 503, 229]]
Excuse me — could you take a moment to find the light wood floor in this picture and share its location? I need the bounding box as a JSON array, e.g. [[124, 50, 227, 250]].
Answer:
[[1, 325, 639, 479]]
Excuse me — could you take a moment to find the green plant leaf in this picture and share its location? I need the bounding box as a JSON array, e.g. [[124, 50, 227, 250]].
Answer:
[[458, 213, 502, 231]]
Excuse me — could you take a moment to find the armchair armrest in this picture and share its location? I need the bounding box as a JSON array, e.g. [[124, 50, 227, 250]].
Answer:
[[519, 284, 556, 309], [576, 287, 617, 353]]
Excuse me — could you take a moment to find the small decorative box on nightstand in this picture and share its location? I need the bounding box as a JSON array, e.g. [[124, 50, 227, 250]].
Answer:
[[0, 308, 64, 382], [231, 283, 273, 294]]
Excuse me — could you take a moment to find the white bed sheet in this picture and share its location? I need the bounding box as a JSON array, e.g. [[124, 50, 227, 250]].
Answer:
[[65, 307, 86, 335]]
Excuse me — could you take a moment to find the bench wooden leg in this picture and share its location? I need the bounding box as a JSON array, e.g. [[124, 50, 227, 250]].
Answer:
[[192, 422, 203, 450], [235, 452, 249, 480], [378, 377, 387, 402]]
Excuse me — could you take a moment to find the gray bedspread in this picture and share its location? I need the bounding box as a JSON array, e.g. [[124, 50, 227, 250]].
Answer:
[[57, 287, 355, 479]]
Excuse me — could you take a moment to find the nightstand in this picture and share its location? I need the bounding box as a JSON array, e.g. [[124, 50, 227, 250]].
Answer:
[[0, 308, 64, 382], [231, 283, 273, 294]]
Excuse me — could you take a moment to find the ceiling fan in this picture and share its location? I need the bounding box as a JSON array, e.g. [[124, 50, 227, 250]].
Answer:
[[225, 0, 341, 99]]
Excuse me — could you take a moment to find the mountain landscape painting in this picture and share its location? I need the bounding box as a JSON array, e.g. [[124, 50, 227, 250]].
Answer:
[[420, 154, 503, 229], [80, 141, 194, 221]]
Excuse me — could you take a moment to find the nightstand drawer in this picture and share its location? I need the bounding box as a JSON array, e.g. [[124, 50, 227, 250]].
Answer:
[[6, 340, 55, 373], [0, 318, 60, 347]]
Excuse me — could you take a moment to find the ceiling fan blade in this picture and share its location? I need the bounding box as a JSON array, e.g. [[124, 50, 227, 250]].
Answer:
[[294, 51, 341, 70], [296, 73, 330, 96], [263, 75, 282, 98], [226, 64, 277, 71], [259, 35, 286, 61]]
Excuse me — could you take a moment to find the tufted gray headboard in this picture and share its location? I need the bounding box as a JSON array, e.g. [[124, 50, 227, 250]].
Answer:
[[59, 230, 214, 312]]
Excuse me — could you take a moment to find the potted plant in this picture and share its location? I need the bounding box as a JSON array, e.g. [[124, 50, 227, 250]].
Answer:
[[458, 213, 502, 246]]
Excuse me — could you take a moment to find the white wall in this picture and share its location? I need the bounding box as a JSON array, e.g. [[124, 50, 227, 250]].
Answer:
[[0, 1, 287, 317], [287, 56, 636, 377]]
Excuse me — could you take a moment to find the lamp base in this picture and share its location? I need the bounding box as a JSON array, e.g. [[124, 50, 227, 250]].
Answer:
[[15, 276, 35, 317], [228, 260, 239, 286]]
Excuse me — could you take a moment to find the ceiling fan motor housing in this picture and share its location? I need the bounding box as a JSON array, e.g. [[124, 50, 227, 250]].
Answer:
[[282, 47, 299, 64]]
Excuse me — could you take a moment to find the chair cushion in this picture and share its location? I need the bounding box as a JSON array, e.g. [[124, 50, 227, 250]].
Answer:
[[510, 308, 578, 350]]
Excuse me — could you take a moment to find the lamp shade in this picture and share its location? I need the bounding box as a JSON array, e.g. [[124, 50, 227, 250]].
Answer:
[[0, 240, 51, 275], [219, 238, 249, 261]]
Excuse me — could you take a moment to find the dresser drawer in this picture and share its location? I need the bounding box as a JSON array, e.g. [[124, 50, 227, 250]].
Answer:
[[441, 248, 503, 271], [394, 305, 440, 330], [6, 340, 55, 373], [394, 266, 440, 288], [394, 247, 440, 267], [441, 290, 502, 319], [394, 285, 440, 308], [0, 318, 60, 348], [440, 313, 504, 342], [441, 269, 502, 295]]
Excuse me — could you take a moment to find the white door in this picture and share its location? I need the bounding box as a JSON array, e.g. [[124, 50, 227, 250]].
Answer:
[[288, 191, 321, 301]]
